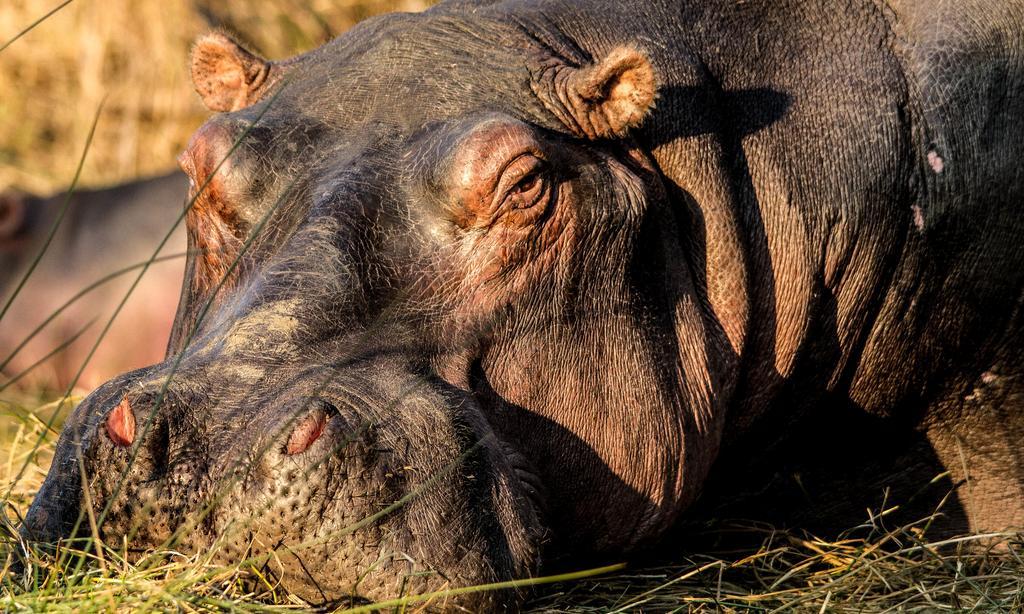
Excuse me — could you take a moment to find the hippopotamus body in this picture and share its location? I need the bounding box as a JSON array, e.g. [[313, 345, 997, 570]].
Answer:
[[22, 0, 1024, 608], [0, 173, 188, 391]]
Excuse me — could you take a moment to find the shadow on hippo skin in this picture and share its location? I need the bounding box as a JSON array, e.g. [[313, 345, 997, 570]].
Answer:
[[651, 86, 1022, 538], [672, 276, 969, 547], [645, 84, 792, 438], [542, 83, 971, 555], [466, 374, 661, 558], [685, 274, 969, 542], [645, 86, 793, 146], [645, 83, 969, 538], [478, 378, 969, 573], [687, 398, 970, 543]]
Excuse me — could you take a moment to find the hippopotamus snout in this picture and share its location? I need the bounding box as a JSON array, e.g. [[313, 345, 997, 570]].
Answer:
[[24, 362, 343, 546], [22, 356, 543, 605], [20, 365, 325, 554]]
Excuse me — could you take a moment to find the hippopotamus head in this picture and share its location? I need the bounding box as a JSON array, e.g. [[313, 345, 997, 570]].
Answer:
[[23, 4, 734, 607]]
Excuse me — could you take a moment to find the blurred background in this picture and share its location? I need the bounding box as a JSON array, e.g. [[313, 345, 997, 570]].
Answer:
[[0, 0, 430, 193], [0, 0, 430, 395]]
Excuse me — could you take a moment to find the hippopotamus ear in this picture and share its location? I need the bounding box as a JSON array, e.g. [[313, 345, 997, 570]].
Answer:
[[531, 45, 658, 139], [190, 32, 279, 112]]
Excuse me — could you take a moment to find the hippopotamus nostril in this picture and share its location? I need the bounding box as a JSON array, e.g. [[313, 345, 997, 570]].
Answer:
[[284, 400, 338, 456], [105, 396, 136, 447]]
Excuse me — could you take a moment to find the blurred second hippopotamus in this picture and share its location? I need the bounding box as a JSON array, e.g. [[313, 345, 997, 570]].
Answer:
[[0, 172, 188, 392]]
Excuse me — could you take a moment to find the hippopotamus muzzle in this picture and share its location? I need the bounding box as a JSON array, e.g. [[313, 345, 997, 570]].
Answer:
[[21, 356, 544, 606]]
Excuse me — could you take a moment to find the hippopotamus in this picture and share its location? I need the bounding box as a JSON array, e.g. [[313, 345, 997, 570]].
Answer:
[[0, 172, 188, 392], [21, 0, 1024, 609]]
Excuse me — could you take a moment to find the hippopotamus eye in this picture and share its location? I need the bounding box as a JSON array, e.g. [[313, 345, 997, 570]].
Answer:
[[284, 401, 338, 456], [510, 171, 540, 198], [500, 155, 549, 211]]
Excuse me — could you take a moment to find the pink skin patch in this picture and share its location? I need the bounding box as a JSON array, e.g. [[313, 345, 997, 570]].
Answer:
[[911, 203, 925, 231], [285, 409, 329, 455], [927, 151, 944, 174], [980, 371, 998, 385], [105, 396, 136, 447]]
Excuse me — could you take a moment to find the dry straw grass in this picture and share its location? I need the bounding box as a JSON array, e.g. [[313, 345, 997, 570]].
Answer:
[[0, 0, 429, 194], [3, 1, 1024, 612]]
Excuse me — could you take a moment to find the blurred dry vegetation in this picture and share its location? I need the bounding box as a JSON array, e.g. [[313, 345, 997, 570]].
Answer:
[[0, 0, 431, 196]]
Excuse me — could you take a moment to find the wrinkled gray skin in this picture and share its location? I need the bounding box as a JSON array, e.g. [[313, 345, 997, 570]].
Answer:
[[0, 173, 187, 390], [22, 0, 1024, 609]]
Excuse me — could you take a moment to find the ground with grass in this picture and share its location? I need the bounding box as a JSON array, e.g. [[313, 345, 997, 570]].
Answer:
[[3, 396, 1023, 612], [3, 1, 1024, 612]]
